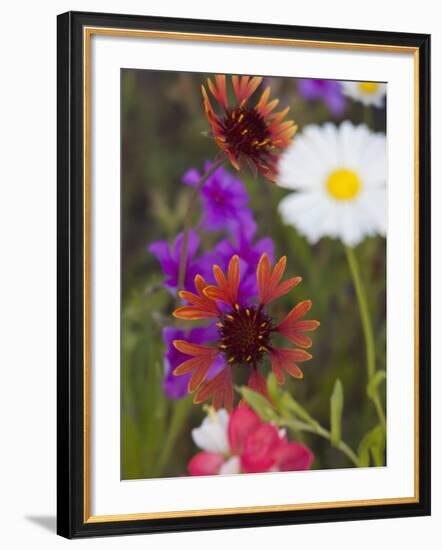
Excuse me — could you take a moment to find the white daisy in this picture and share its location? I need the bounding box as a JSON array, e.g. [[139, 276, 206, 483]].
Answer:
[[277, 122, 386, 247], [341, 80, 386, 107]]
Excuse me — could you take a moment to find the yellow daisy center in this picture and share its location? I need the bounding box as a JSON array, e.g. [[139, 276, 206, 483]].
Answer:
[[326, 169, 361, 201], [358, 82, 379, 95]]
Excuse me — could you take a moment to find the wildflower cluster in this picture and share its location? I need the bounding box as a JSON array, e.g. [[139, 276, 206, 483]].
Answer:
[[188, 406, 313, 475], [140, 72, 387, 479]]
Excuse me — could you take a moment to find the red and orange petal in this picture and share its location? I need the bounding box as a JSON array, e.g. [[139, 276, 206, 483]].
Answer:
[[193, 366, 233, 412], [255, 86, 279, 118], [203, 255, 240, 307], [270, 119, 298, 147], [270, 347, 312, 385], [207, 75, 229, 110], [201, 86, 226, 145], [231, 75, 263, 105], [173, 275, 220, 320], [257, 253, 302, 305], [172, 340, 218, 393], [275, 300, 320, 348], [252, 154, 277, 183], [247, 369, 271, 403]]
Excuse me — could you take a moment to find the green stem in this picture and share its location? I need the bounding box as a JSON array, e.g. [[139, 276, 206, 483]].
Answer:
[[345, 246, 386, 428], [363, 105, 374, 129], [155, 397, 192, 477], [177, 157, 224, 292], [281, 418, 360, 467]]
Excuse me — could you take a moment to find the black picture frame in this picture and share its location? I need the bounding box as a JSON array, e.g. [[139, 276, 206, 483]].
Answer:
[[57, 10, 431, 539]]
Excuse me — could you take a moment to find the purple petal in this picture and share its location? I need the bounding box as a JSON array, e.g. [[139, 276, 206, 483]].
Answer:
[[184, 162, 254, 233], [149, 230, 206, 294], [238, 274, 258, 304], [228, 213, 257, 242], [163, 368, 190, 399], [325, 91, 347, 116], [298, 79, 346, 117], [253, 237, 275, 263], [182, 168, 201, 187], [214, 238, 234, 255], [173, 230, 200, 262], [148, 240, 175, 277], [298, 79, 324, 100], [162, 326, 185, 348], [212, 227, 276, 304]]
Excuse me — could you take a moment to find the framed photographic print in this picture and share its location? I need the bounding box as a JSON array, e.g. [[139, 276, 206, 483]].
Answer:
[[57, 11, 431, 538]]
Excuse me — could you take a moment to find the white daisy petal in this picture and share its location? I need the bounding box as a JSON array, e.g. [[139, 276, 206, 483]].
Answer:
[[339, 205, 364, 246], [279, 135, 330, 190], [359, 135, 387, 186], [277, 122, 386, 247], [279, 192, 330, 244], [303, 123, 340, 167], [359, 188, 387, 235]]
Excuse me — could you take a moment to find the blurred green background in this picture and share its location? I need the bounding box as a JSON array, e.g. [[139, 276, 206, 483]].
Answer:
[[121, 69, 386, 480]]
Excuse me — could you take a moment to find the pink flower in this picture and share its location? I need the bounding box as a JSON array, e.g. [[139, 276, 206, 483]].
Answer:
[[188, 406, 313, 476]]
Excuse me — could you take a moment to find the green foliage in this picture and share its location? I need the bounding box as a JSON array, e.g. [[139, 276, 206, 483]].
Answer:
[[330, 379, 344, 447], [238, 386, 279, 423], [367, 371, 386, 400], [358, 425, 386, 467], [242, 372, 388, 469]]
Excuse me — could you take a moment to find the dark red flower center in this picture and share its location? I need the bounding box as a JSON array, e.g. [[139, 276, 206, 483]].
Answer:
[[218, 305, 272, 366], [222, 107, 272, 157]]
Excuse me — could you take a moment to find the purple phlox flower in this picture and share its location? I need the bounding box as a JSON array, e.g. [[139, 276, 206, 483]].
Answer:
[[162, 325, 225, 399], [182, 162, 254, 233], [213, 224, 275, 304], [298, 79, 346, 117], [148, 230, 211, 293]]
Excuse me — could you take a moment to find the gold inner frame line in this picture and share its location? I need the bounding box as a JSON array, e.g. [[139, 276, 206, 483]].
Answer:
[[82, 26, 420, 524]]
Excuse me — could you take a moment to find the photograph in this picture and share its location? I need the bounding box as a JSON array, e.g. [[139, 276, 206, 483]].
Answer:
[[121, 70, 388, 480]]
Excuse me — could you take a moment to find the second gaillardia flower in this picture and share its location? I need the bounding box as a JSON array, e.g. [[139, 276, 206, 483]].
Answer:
[[172, 253, 319, 411]]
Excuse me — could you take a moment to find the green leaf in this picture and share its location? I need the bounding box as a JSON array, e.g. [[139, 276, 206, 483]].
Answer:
[[155, 395, 192, 477], [239, 386, 278, 423], [121, 413, 143, 479], [276, 390, 321, 432], [267, 363, 323, 434], [367, 370, 386, 400], [358, 425, 386, 467], [330, 379, 344, 447], [267, 372, 282, 409]]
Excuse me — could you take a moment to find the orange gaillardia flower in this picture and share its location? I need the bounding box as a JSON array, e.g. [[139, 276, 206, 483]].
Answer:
[[172, 254, 319, 411], [201, 75, 298, 182]]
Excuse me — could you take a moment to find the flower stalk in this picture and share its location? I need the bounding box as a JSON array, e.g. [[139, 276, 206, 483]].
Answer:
[[345, 246, 386, 428], [363, 105, 374, 129], [154, 396, 193, 476], [279, 417, 360, 467], [177, 157, 225, 292]]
